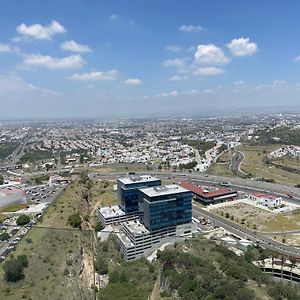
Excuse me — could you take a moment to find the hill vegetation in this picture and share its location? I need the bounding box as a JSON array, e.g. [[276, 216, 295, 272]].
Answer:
[[258, 126, 300, 145]]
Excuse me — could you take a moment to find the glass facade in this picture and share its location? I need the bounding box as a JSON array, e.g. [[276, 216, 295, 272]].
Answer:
[[117, 179, 161, 213], [139, 190, 192, 231]]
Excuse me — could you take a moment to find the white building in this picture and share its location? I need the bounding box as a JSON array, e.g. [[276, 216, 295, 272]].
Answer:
[[117, 220, 192, 261], [248, 192, 282, 208], [98, 205, 139, 226]]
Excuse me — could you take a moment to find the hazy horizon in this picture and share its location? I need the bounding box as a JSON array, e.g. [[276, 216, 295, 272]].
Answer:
[[1, 0, 300, 119]]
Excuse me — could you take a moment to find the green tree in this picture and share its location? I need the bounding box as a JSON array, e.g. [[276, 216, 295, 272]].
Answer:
[[0, 232, 10, 241], [68, 213, 81, 228], [94, 221, 104, 232], [3, 255, 28, 282], [0, 175, 4, 185], [95, 258, 108, 275], [236, 288, 255, 300], [80, 154, 85, 164], [16, 215, 30, 226]]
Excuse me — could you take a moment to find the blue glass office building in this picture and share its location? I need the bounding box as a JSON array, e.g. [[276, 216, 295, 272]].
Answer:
[[138, 185, 192, 231], [117, 175, 161, 213]]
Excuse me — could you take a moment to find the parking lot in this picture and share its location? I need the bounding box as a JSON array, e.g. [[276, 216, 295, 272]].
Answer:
[[25, 183, 66, 204], [0, 183, 67, 262]]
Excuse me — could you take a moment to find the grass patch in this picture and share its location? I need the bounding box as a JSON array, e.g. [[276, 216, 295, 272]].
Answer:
[[261, 209, 300, 232], [0, 228, 93, 300], [0, 179, 95, 299], [0, 142, 19, 160], [237, 144, 300, 185], [96, 236, 157, 300], [0, 203, 27, 213], [20, 150, 53, 163]]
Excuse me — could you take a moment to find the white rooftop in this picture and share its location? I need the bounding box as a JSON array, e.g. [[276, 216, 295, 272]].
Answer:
[[124, 220, 150, 236], [117, 232, 134, 247], [98, 205, 125, 219], [139, 184, 189, 197], [117, 175, 160, 185]]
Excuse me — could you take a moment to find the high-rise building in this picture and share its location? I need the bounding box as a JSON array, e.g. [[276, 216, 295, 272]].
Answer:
[[138, 184, 192, 231], [117, 184, 193, 260], [117, 175, 161, 213]]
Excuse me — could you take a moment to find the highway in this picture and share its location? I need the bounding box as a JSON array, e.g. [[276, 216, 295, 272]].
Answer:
[[192, 204, 300, 258]]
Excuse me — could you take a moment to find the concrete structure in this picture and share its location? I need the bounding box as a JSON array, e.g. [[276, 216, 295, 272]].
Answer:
[[248, 192, 282, 208], [117, 175, 161, 213], [117, 220, 192, 260], [180, 181, 237, 205], [98, 205, 139, 226], [0, 186, 26, 208]]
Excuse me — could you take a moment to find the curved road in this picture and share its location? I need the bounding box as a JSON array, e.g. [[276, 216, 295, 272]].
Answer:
[[229, 151, 247, 177]]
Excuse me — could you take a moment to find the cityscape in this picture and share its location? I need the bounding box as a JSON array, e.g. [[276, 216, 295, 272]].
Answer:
[[1, 1, 300, 300]]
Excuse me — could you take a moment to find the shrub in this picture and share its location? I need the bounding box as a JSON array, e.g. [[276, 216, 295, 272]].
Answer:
[[3, 255, 28, 282], [68, 213, 81, 228], [16, 215, 30, 225]]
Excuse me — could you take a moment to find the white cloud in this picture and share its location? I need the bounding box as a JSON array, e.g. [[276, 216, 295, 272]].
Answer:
[[181, 89, 200, 96], [109, 14, 119, 20], [163, 58, 187, 68], [156, 90, 179, 97], [194, 44, 230, 65], [109, 14, 136, 27], [253, 80, 287, 91], [124, 78, 142, 85], [0, 74, 59, 95], [193, 67, 224, 76], [16, 20, 66, 40], [165, 45, 182, 52], [234, 80, 245, 86], [179, 25, 204, 33], [0, 43, 19, 53], [68, 70, 118, 81], [295, 55, 300, 61], [226, 37, 258, 56], [60, 40, 92, 53], [168, 75, 187, 81], [23, 54, 85, 69]]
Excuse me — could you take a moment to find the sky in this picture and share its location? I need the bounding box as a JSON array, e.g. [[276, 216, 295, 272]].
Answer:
[[0, 0, 300, 119]]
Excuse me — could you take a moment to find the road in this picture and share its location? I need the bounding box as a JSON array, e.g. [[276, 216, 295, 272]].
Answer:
[[3, 164, 300, 256], [229, 151, 247, 177], [90, 171, 300, 257], [192, 204, 300, 258]]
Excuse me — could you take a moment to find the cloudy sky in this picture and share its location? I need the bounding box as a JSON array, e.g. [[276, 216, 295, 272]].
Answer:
[[0, 0, 300, 119]]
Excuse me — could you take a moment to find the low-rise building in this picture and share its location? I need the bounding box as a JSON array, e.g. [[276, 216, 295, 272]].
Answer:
[[98, 205, 139, 226], [180, 181, 237, 205], [248, 192, 282, 208], [117, 219, 192, 261]]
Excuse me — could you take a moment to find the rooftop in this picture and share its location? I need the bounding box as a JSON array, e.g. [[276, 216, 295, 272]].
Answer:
[[116, 232, 134, 248], [252, 192, 280, 200], [139, 184, 189, 197], [0, 186, 24, 197], [179, 181, 235, 199], [98, 205, 125, 218], [117, 175, 160, 185], [124, 220, 150, 236]]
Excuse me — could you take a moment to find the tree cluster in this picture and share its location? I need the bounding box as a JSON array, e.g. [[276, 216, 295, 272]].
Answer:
[[3, 255, 28, 282]]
